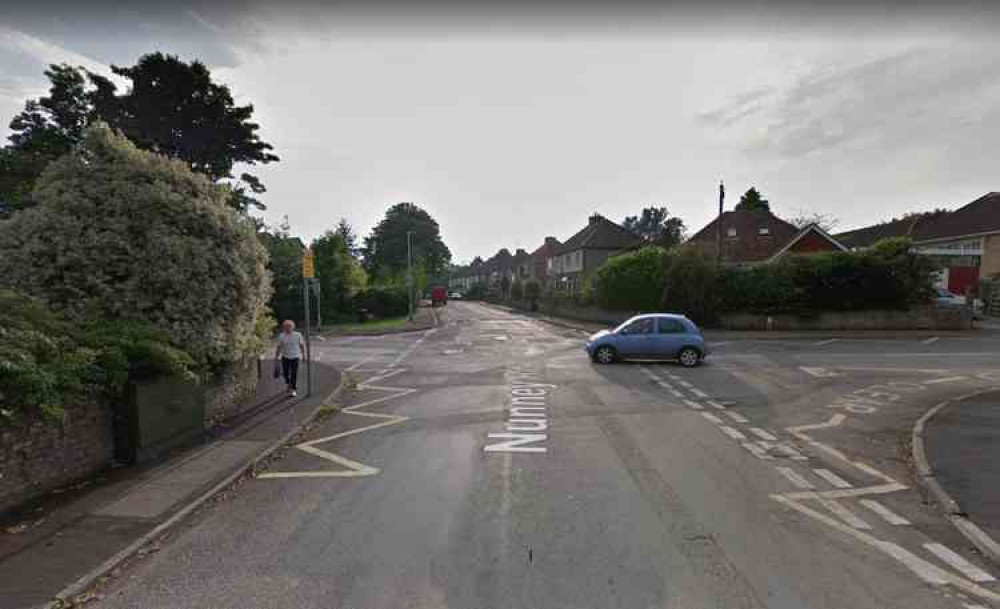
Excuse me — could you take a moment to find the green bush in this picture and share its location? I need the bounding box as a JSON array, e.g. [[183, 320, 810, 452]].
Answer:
[[510, 280, 524, 301], [465, 283, 487, 300], [355, 285, 409, 318], [660, 248, 721, 324], [595, 246, 667, 311], [0, 289, 195, 424], [0, 123, 272, 368]]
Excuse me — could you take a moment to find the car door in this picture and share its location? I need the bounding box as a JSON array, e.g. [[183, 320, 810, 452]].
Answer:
[[653, 317, 686, 358], [617, 318, 655, 356]]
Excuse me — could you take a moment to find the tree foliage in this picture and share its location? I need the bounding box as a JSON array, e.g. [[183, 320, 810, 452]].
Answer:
[[1, 54, 277, 214], [259, 216, 305, 324], [0, 289, 195, 424], [595, 246, 668, 311], [0, 123, 272, 368], [734, 187, 771, 212], [788, 210, 839, 232], [336, 218, 361, 258], [622, 206, 686, 248], [362, 202, 451, 279], [312, 230, 367, 322]]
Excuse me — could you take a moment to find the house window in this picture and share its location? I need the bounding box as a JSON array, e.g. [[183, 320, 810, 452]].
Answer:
[[758, 227, 770, 236], [727, 228, 737, 237]]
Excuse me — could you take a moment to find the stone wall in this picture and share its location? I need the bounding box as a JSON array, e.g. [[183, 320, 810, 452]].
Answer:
[[203, 355, 262, 427], [0, 401, 113, 514]]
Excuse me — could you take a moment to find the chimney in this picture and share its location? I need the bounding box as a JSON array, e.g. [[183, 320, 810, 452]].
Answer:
[[589, 213, 602, 225], [516, 248, 528, 256], [544, 236, 558, 245]]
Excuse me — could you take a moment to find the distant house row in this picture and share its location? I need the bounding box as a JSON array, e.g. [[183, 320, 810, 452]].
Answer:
[[450, 192, 1000, 297]]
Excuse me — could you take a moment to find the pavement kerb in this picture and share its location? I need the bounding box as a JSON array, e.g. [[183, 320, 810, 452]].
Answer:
[[911, 388, 1000, 566], [317, 306, 440, 338], [48, 371, 347, 608]]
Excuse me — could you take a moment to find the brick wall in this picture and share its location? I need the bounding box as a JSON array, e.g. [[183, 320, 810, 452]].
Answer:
[[0, 401, 113, 514]]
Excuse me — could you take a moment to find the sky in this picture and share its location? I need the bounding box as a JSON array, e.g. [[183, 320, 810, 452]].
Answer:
[[2, 1, 999, 264]]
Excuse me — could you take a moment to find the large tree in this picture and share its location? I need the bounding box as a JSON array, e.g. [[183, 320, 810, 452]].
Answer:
[[362, 202, 451, 280], [622, 206, 685, 248], [258, 216, 306, 324], [335, 218, 360, 258], [1, 53, 278, 215], [735, 187, 771, 212], [0, 123, 271, 367]]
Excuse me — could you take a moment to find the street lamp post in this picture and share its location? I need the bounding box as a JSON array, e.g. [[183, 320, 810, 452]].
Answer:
[[406, 230, 414, 321]]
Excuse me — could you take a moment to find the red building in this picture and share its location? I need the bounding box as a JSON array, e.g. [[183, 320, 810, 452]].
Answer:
[[688, 209, 847, 264]]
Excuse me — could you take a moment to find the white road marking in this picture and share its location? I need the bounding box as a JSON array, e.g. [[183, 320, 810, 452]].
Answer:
[[859, 499, 910, 526], [724, 411, 749, 423], [658, 381, 684, 398], [706, 400, 726, 410], [683, 399, 704, 410], [836, 367, 951, 374], [922, 376, 969, 385], [701, 412, 724, 424], [922, 336, 940, 344], [676, 379, 695, 389], [719, 426, 747, 441], [923, 543, 996, 583], [742, 442, 773, 459], [690, 387, 710, 398], [813, 469, 853, 489], [776, 467, 815, 490], [772, 496, 1000, 601], [965, 604, 990, 609], [799, 366, 840, 378], [876, 541, 950, 585], [818, 498, 871, 529], [749, 428, 777, 441], [776, 443, 808, 461], [813, 338, 839, 346]]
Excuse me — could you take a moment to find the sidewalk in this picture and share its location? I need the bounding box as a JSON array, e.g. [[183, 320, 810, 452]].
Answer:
[[922, 388, 1000, 564], [317, 305, 439, 337], [481, 302, 989, 340], [0, 359, 342, 609]]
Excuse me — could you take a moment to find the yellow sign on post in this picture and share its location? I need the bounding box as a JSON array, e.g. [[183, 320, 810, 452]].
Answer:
[[302, 248, 315, 278]]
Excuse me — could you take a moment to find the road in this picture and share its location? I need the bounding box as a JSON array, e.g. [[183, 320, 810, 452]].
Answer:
[[95, 301, 1000, 609]]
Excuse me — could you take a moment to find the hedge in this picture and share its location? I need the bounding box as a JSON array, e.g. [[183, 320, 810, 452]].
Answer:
[[595, 246, 668, 311], [355, 285, 409, 318]]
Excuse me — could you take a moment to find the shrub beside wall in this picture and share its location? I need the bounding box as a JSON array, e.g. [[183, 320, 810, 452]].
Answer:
[[595, 246, 667, 311]]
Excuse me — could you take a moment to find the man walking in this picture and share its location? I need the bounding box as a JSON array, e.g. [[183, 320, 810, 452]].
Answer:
[[275, 320, 306, 397]]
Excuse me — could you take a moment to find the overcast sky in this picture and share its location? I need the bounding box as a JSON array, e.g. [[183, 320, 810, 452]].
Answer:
[[2, 1, 999, 263]]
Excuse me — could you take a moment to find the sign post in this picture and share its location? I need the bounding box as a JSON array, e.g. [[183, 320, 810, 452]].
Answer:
[[302, 248, 315, 397]]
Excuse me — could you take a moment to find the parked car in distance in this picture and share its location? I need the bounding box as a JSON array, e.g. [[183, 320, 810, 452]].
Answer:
[[449, 292, 462, 300], [585, 313, 708, 367], [934, 287, 966, 307]]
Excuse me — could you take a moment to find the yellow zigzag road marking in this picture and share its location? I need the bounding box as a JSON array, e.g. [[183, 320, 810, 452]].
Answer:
[[258, 367, 415, 479]]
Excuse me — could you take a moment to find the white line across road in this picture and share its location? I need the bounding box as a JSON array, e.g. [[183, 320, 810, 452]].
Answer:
[[922, 336, 940, 345], [818, 498, 871, 530], [813, 338, 839, 346], [719, 426, 747, 441], [813, 469, 853, 489], [701, 412, 724, 424], [683, 399, 704, 410], [749, 428, 778, 442], [922, 376, 970, 385], [742, 442, 773, 460], [724, 411, 749, 423], [859, 499, 910, 526], [776, 467, 815, 490], [876, 541, 950, 585], [923, 543, 996, 583]]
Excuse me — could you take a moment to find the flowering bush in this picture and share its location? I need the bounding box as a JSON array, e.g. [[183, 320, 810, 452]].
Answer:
[[0, 123, 272, 368]]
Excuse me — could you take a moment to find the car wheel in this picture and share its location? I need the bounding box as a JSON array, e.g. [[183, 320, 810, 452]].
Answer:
[[678, 347, 701, 368], [594, 346, 617, 364]]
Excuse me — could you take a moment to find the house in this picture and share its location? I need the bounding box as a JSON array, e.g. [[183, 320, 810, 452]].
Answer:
[[837, 192, 1000, 295], [530, 236, 561, 285], [687, 209, 847, 264], [512, 248, 532, 281], [553, 214, 641, 294]]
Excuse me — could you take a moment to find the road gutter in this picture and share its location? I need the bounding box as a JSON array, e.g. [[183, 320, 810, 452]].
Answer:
[[49, 373, 348, 608], [911, 388, 1000, 566]]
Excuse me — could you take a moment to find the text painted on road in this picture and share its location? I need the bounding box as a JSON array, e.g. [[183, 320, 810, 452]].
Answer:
[[484, 365, 555, 454]]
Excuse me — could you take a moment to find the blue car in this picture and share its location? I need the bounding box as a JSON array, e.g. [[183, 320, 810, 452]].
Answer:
[[585, 313, 708, 367]]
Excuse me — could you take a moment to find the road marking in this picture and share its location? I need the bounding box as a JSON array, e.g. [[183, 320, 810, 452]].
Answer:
[[818, 498, 871, 529], [706, 400, 726, 410], [676, 379, 695, 389], [776, 467, 815, 490], [813, 469, 853, 489], [813, 338, 839, 346], [658, 381, 684, 397], [689, 387, 710, 398], [859, 499, 910, 525], [923, 543, 996, 583], [701, 412, 724, 424], [966, 604, 990, 609], [742, 442, 774, 459], [775, 443, 808, 461], [922, 336, 940, 344], [683, 399, 704, 410], [799, 366, 840, 378], [876, 541, 950, 585], [772, 496, 1000, 601], [724, 411, 749, 423], [922, 376, 969, 385], [836, 367, 950, 374], [749, 428, 777, 441], [719, 426, 747, 441]]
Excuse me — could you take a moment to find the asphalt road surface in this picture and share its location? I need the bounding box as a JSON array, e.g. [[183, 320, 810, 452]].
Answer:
[[95, 301, 1000, 609]]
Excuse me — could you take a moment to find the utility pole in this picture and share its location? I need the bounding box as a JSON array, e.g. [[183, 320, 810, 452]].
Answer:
[[716, 180, 725, 266], [406, 230, 414, 321], [314, 281, 322, 330], [301, 247, 315, 397]]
